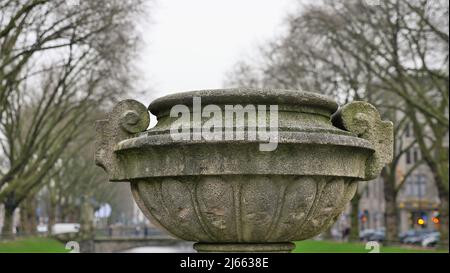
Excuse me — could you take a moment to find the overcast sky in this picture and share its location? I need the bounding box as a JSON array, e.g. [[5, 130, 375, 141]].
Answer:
[[137, 0, 294, 102]]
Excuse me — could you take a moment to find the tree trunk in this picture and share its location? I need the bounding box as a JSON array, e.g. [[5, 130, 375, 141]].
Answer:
[[19, 196, 37, 236], [1, 205, 16, 239], [79, 197, 94, 240], [384, 196, 398, 245], [438, 196, 449, 248], [383, 169, 399, 245], [349, 195, 360, 242], [436, 182, 449, 248], [427, 159, 449, 248], [47, 201, 56, 236]]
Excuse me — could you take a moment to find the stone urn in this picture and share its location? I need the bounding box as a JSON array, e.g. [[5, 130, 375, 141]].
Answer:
[[95, 89, 393, 252]]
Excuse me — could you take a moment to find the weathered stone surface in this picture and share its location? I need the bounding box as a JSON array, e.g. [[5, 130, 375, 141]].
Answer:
[[95, 88, 393, 252], [193, 242, 295, 253], [131, 175, 357, 243], [149, 88, 338, 116], [331, 101, 394, 180], [95, 99, 149, 180]]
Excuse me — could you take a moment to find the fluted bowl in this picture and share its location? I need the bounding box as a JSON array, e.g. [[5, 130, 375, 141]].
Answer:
[[131, 175, 357, 242]]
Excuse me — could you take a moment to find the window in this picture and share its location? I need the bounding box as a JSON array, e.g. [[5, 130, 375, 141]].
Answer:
[[413, 149, 419, 163], [405, 176, 413, 195], [405, 175, 427, 197], [406, 150, 411, 164], [415, 174, 426, 197], [405, 124, 410, 137]]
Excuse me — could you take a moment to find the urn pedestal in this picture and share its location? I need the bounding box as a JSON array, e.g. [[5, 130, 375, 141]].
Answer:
[[95, 89, 393, 252]]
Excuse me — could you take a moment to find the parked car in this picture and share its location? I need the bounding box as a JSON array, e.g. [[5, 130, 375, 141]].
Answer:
[[51, 223, 80, 234], [36, 223, 80, 234], [359, 229, 375, 241], [422, 232, 440, 247], [36, 224, 48, 233], [359, 229, 385, 242], [399, 229, 434, 244], [403, 234, 425, 245], [399, 230, 418, 243], [367, 230, 385, 242]]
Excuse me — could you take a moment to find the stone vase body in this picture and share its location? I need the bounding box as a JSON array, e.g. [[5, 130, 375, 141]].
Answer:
[[95, 89, 393, 252]]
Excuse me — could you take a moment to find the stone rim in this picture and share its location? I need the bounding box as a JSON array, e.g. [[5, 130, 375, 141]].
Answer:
[[115, 131, 374, 151], [148, 88, 339, 116]]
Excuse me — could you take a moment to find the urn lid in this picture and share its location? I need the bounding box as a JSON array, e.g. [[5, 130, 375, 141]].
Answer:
[[149, 88, 338, 116]]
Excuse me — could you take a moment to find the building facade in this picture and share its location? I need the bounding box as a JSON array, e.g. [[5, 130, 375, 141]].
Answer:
[[349, 122, 443, 234]]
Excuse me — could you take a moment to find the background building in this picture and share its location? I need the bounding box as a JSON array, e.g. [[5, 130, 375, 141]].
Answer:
[[339, 122, 444, 236]]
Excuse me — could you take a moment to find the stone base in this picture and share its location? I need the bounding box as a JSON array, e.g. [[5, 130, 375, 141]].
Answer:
[[193, 242, 295, 253]]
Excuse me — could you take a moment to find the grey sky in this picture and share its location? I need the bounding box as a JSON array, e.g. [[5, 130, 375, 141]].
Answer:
[[137, 0, 293, 101]]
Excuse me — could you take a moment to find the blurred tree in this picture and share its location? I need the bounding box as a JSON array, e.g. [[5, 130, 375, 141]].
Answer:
[[43, 145, 117, 235], [18, 193, 37, 235], [349, 192, 361, 242], [0, 0, 148, 237], [295, 0, 449, 247], [225, 0, 448, 245]]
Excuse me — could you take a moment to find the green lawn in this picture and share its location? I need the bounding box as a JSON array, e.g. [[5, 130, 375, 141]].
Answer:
[[1, 237, 447, 253], [0, 237, 68, 253], [293, 240, 448, 253]]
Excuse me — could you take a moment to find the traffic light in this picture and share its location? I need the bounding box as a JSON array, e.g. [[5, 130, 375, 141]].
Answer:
[[417, 212, 428, 226], [361, 215, 367, 223], [432, 210, 440, 224], [360, 210, 369, 223]]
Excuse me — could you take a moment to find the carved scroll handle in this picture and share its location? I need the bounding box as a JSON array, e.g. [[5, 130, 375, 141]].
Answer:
[[331, 101, 393, 181], [95, 100, 150, 181]]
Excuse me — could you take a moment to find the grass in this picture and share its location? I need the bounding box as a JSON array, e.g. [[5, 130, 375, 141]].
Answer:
[[1, 237, 447, 253], [293, 240, 449, 253], [0, 237, 69, 253]]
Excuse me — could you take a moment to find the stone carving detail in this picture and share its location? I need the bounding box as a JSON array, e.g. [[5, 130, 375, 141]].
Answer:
[[95, 99, 149, 180], [131, 175, 357, 242], [332, 101, 394, 180]]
